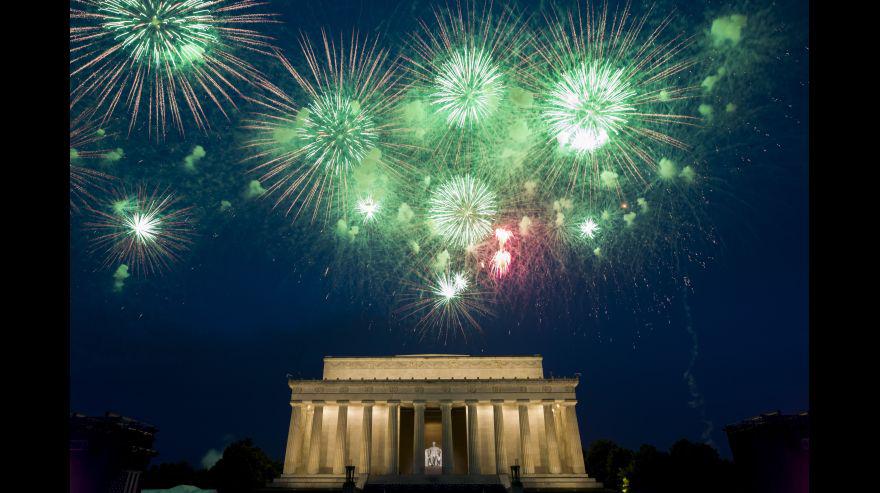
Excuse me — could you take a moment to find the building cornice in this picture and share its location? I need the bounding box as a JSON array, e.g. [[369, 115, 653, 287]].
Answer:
[[287, 377, 580, 403]]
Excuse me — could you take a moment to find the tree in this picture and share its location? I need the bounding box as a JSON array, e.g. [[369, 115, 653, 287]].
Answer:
[[666, 439, 739, 493], [588, 439, 742, 493], [207, 438, 282, 493], [622, 444, 672, 493], [586, 439, 634, 491]]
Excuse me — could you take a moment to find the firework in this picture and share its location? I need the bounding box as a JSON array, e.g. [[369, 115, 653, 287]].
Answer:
[[490, 249, 512, 277], [70, 0, 278, 137], [401, 0, 532, 157], [488, 227, 513, 277], [430, 46, 505, 128], [64, 1, 731, 343], [526, 0, 696, 192], [300, 93, 379, 178], [87, 186, 194, 274], [356, 195, 381, 223], [243, 30, 412, 223], [544, 62, 635, 154], [70, 119, 116, 213], [495, 227, 513, 244], [578, 217, 600, 239], [395, 268, 491, 343], [428, 175, 497, 248]]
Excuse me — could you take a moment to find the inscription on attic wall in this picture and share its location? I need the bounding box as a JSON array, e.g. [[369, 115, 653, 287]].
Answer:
[[322, 355, 545, 380]]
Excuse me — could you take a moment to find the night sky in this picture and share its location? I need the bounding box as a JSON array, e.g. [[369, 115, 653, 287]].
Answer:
[[69, 0, 809, 468]]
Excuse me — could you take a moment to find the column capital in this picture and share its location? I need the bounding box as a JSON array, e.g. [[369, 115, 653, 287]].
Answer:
[[465, 399, 479, 406], [491, 399, 506, 405], [361, 400, 375, 406], [562, 399, 578, 407], [413, 400, 426, 407], [517, 398, 531, 405], [440, 399, 453, 406], [335, 400, 350, 405], [387, 399, 401, 406], [309, 400, 326, 405], [291, 400, 306, 407]]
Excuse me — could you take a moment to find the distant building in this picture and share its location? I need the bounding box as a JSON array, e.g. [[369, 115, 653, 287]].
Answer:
[[724, 411, 809, 493], [70, 412, 158, 493]]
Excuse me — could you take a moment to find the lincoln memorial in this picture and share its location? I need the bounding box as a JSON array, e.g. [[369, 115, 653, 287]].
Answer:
[[271, 355, 603, 491]]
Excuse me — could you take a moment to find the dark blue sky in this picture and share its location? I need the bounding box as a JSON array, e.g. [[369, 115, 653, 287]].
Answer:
[[69, 0, 808, 467]]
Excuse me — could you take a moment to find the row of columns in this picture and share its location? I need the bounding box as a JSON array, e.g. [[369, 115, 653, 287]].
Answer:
[[283, 399, 585, 476]]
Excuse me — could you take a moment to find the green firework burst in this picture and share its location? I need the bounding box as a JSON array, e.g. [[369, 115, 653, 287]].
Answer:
[[525, 0, 696, 192], [101, 0, 217, 67], [544, 62, 636, 154], [394, 267, 491, 343], [400, 1, 532, 160], [87, 186, 194, 275], [70, 0, 277, 136], [243, 31, 411, 223], [299, 92, 379, 175], [428, 175, 497, 248], [430, 47, 505, 128]]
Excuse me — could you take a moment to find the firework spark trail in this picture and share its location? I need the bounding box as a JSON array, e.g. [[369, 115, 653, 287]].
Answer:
[[70, 0, 278, 138], [70, 119, 117, 214], [681, 277, 715, 446]]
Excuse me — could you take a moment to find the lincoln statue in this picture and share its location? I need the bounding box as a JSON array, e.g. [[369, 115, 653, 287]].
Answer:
[[270, 354, 603, 491]]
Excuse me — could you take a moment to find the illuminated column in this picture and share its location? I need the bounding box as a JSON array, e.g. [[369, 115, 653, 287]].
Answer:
[[300, 405, 314, 473], [360, 401, 374, 475], [413, 401, 426, 474], [563, 401, 586, 474], [492, 400, 507, 475], [283, 402, 304, 475], [542, 401, 562, 474], [388, 401, 400, 475], [554, 404, 571, 473], [334, 401, 349, 474], [466, 400, 479, 474], [517, 400, 534, 474], [441, 401, 454, 475], [306, 401, 324, 474]]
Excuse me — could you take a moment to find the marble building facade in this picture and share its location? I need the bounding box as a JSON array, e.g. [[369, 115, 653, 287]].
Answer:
[[271, 355, 602, 490]]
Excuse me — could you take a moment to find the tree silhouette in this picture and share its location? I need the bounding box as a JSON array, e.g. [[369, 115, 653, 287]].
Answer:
[[141, 439, 281, 493], [586, 439, 633, 491], [587, 438, 741, 493], [208, 439, 282, 493]]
